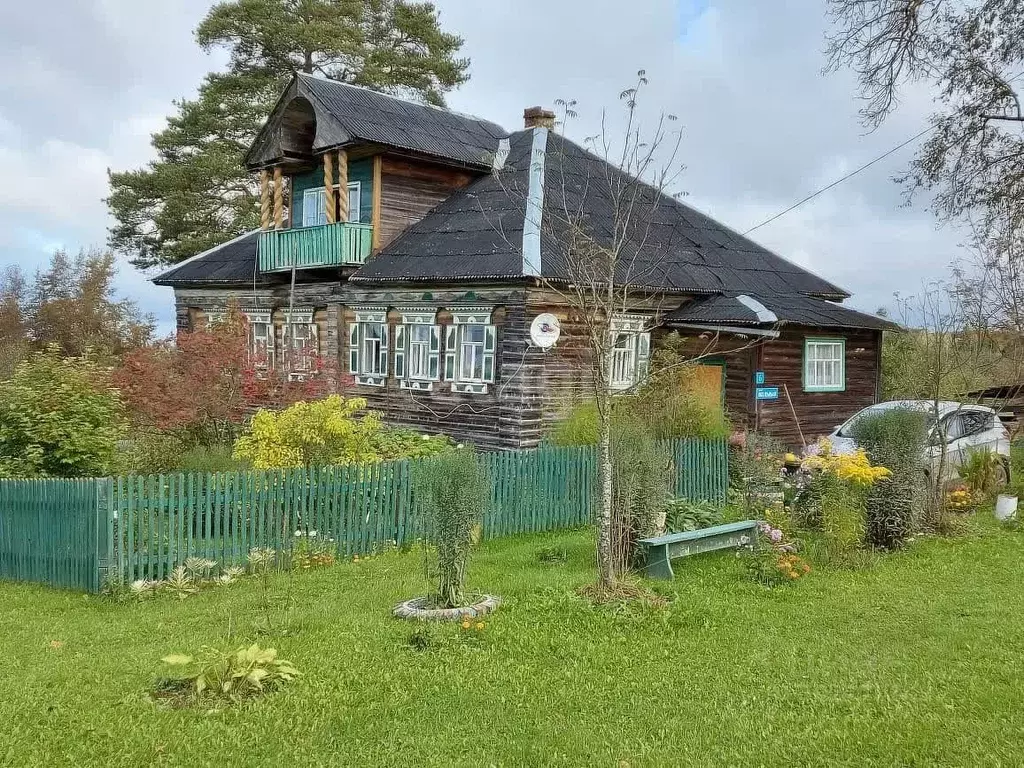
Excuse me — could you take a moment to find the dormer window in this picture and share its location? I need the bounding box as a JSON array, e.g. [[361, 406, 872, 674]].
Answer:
[[302, 182, 361, 227]]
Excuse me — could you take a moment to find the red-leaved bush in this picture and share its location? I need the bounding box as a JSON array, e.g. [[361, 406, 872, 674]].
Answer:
[[113, 312, 335, 443]]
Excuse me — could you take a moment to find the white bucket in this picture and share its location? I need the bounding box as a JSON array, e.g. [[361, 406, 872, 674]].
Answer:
[[995, 494, 1018, 521]]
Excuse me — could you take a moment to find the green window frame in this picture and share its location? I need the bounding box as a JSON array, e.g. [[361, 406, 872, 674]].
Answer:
[[803, 337, 846, 393]]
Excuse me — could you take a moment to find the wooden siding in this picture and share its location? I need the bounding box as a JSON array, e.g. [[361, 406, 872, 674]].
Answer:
[[666, 331, 756, 426], [666, 327, 880, 448], [754, 328, 880, 448], [171, 285, 882, 452], [377, 156, 474, 249], [338, 284, 530, 451]]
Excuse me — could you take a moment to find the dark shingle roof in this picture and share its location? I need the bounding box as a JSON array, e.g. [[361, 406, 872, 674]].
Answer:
[[352, 130, 850, 299], [665, 292, 897, 331], [152, 231, 266, 287], [351, 132, 533, 282], [248, 74, 509, 170]]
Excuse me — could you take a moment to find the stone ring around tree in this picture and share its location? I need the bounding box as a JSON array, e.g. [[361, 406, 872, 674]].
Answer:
[[392, 594, 501, 622]]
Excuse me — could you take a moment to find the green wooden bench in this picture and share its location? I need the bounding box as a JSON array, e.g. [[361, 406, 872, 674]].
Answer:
[[638, 520, 760, 580]]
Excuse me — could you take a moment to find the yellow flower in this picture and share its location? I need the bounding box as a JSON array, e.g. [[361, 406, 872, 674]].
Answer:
[[475, 622, 485, 631], [461, 620, 471, 630]]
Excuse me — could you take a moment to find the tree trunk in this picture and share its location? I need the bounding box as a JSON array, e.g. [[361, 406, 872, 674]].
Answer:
[[597, 396, 614, 588], [596, 326, 616, 588]]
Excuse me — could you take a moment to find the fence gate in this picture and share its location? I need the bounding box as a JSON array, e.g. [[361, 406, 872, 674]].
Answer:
[[0, 478, 106, 592]]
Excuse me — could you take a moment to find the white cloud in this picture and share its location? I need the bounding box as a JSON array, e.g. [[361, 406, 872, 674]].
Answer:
[[0, 0, 967, 333]]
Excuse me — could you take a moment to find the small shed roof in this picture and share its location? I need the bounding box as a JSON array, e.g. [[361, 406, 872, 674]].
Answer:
[[664, 292, 897, 331], [152, 231, 267, 287]]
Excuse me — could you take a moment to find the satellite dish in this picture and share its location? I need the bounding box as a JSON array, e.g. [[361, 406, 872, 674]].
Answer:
[[529, 313, 561, 349]]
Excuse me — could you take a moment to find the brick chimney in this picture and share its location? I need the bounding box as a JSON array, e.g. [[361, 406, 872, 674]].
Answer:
[[523, 106, 556, 130]]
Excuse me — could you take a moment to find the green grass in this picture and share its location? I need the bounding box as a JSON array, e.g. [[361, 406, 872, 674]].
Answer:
[[3, 520, 1024, 766]]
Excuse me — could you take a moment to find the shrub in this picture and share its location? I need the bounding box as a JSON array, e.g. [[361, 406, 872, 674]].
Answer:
[[818, 477, 868, 567], [118, 434, 250, 475], [663, 498, 723, 533], [548, 343, 731, 447], [959, 448, 1005, 498], [156, 645, 300, 706], [849, 407, 928, 549], [0, 349, 123, 477], [413, 449, 490, 608], [176, 443, 251, 474], [801, 443, 890, 565], [233, 395, 453, 469], [548, 400, 601, 446], [738, 522, 810, 587], [114, 307, 333, 446], [116, 429, 185, 475], [609, 417, 672, 571], [729, 431, 785, 520]]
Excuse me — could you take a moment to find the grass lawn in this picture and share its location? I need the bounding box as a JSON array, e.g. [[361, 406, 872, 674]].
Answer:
[[3, 519, 1024, 767]]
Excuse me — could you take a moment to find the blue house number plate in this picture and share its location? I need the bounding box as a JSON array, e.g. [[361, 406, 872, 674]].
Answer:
[[755, 386, 779, 401], [754, 371, 766, 385]]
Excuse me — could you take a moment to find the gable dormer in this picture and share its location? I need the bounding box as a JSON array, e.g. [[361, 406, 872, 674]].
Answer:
[[245, 74, 508, 274]]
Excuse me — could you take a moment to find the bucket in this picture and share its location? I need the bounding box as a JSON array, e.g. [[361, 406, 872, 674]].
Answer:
[[995, 494, 1018, 521]]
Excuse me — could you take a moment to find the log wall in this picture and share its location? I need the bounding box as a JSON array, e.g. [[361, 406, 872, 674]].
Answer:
[[377, 156, 474, 249], [171, 286, 882, 452]]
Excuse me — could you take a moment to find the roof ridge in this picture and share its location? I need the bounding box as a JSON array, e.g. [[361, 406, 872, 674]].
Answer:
[[296, 72, 508, 133]]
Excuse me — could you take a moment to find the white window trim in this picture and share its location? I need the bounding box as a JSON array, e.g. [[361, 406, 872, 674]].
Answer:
[[803, 337, 846, 393], [395, 308, 441, 391], [445, 308, 496, 394], [349, 307, 388, 387], [281, 311, 319, 376], [302, 182, 362, 228], [243, 309, 275, 373], [608, 313, 652, 392]]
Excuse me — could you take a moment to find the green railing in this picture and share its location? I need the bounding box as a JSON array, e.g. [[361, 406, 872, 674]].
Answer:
[[0, 438, 728, 592], [258, 221, 373, 272]]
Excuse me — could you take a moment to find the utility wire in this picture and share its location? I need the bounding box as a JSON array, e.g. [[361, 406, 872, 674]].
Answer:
[[741, 125, 935, 236]]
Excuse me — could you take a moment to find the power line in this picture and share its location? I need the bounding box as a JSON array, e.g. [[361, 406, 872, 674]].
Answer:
[[741, 125, 935, 236]]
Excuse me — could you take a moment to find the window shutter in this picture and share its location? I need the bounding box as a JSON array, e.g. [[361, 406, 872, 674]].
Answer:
[[428, 325, 442, 380], [636, 332, 651, 385], [482, 324, 497, 383], [443, 325, 458, 381], [348, 321, 359, 373], [309, 323, 319, 355], [378, 323, 389, 375], [394, 325, 406, 379]]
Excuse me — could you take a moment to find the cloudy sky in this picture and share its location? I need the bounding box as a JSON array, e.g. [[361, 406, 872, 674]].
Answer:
[[0, 0, 959, 334]]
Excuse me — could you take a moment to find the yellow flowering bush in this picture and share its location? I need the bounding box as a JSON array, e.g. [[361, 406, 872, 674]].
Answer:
[[946, 485, 982, 513], [232, 395, 453, 469], [802, 440, 891, 486]]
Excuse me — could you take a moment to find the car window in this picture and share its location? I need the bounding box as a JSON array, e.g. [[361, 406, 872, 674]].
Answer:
[[960, 411, 993, 437], [942, 414, 965, 443]]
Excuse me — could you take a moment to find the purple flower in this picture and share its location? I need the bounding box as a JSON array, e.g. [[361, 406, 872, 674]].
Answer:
[[769, 528, 783, 543]]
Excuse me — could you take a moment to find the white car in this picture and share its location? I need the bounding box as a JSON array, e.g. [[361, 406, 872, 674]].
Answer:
[[812, 400, 1011, 484]]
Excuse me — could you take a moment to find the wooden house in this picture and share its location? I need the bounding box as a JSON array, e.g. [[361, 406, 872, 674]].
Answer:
[[153, 73, 895, 450]]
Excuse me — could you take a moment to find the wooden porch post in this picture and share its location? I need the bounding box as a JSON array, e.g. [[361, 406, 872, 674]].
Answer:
[[259, 169, 271, 230], [323, 153, 337, 224], [273, 166, 284, 229], [371, 154, 382, 250], [337, 150, 349, 223]]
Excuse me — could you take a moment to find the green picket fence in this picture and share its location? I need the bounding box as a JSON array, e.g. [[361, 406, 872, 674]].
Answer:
[[0, 478, 107, 592], [0, 438, 728, 592]]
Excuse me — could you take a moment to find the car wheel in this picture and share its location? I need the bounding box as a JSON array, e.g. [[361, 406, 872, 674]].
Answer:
[[993, 460, 1010, 490]]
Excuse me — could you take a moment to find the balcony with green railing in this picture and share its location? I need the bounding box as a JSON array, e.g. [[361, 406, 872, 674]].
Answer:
[[258, 221, 373, 272]]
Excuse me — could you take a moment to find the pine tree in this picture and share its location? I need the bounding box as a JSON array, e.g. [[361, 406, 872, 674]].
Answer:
[[108, 0, 470, 269]]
